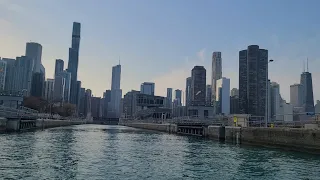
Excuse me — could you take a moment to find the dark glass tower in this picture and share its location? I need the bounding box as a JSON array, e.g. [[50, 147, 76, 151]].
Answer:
[[68, 22, 81, 105], [300, 72, 314, 113], [191, 66, 206, 106], [239, 45, 268, 116]]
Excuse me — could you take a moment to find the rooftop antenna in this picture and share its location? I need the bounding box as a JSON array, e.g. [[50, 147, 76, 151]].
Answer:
[[118, 56, 120, 65], [303, 59, 305, 72], [307, 57, 309, 72]]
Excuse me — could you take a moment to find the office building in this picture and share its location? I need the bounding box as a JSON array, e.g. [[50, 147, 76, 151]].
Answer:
[[54, 59, 64, 77], [25, 42, 42, 73], [191, 66, 206, 106], [315, 100, 320, 113], [216, 77, 230, 115], [44, 79, 54, 101], [185, 77, 192, 106], [239, 45, 268, 117], [53, 75, 65, 102], [211, 52, 222, 105], [123, 90, 140, 118], [166, 88, 173, 108], [206, 84, 212, 105], [300, 71, 314, 113], [78, 88, 86, 116], [175, 89, 182, 106], [102, 90, 112, 117], [31, 72, 44, 97], [290, 84, 303, 107], [110, 64, 122, 118], [140, 82, 155, 96], [84, 89, 92, 118], [91, 97, 102, 119], [67, 22, 81, 105], [230, 95, 239, 114], [14, 56, 33, 96], [231, 88, 239, 97], [2, 58, 15, 92], [62, 71, 72, 103], [0, 60, 7, 91]]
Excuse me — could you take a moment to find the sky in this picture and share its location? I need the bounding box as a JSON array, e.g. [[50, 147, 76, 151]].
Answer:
[[0, 0, 320, 102]]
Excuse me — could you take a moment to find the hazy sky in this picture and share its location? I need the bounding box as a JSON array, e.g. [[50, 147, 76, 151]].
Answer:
[[0, 0, 319, 102]]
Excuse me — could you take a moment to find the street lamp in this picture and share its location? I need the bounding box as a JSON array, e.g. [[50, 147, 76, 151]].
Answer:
[[265, 59, 274, 127]]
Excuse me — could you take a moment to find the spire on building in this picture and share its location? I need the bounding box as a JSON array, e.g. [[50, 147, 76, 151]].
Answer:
[[307, 57, 309, 72]]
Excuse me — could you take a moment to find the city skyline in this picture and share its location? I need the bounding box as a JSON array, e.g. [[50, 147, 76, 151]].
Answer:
[[1, 0, 320, 101]]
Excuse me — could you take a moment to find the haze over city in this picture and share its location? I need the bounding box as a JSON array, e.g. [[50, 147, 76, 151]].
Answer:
[[1, 0, 320, 101]]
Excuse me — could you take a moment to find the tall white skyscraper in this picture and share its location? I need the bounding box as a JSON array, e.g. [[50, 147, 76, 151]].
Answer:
[[0, 60, 7, 91], [211, 52, 222, 107], [290, 83, 303, 107], [140, 82, 155, 95], [216, 77, 230, 115], [110, 64, 122, 118]]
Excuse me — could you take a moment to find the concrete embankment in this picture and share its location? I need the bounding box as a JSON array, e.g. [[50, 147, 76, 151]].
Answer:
[[122, 122, 320, 153], [1, 118, 85, 132]]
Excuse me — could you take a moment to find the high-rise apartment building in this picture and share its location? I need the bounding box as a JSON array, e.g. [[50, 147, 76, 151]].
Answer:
[[211, 52, 222, 106], [103, 90, 112, 117], [140, 82, 155, 96], [78, 88, 86, 116], [63, 71, 72, 102], [239, 45, 268, 117], [191, 66, 206, 106], [216, 77, 230, 115], [54, 59, 64, 77], [25, 42, 42, 73], [185, 77, 192, 106], [2, 58, 15, 92], [175, 89, 182, 106], [300, 71, 314, 113], [44, 79, 54, 101], [84, 89, 92, 118], [290, 84, 303, 107], [270, 82, 281, 120], [0, 60, 7, 91], [53, 75, 65, 102], [68, 22, 81, 105]]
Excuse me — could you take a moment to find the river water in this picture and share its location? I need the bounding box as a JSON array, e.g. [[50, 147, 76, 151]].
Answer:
[[0, 125, 319, 180]]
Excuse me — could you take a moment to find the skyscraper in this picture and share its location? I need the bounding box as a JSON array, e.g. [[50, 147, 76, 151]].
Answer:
[[2, 58, 15, 92], [54, 59, 64, 77], [175, 89, 182, 106], [14, 56, 33, 96], [53, 75, 65, 102], [185, 77, 192, 106], [231, 88, 239, 97], [68, 22, 81, 105], [110, 64, 122, 118], [140, 82, 155, 95], [239, 45, 268, 117], [0, 60, 7, 91], [166, 88, 173, 108], [300, 71, 314, 113], [191, 66, 206, 106], [211, 52, 222, 106], [25, 42, 42, 73], [216, 77, 230, 115], [270, 82, 281, 120], [290, 83, 303, 107], [62, 71, 72, 102]]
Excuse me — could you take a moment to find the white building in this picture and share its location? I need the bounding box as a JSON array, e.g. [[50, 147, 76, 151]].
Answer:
[[216, 77, 230, 115], [140, 82, 155, 96], [282, 102, 294, 122], [44, 79, 54, 101], [0, 60, 7, 91], [290, 83, 303, 107]]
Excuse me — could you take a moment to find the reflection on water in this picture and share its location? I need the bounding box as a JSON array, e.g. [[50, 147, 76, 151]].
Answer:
[[0, 125, 319, 180]]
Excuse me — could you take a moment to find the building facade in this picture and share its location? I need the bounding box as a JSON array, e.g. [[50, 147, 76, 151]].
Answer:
[[166, 88, 172, 109], [185, 77, 192, 106], [231, 88, 239, 97], [175, 89, 182, 106], [25, 42, 42, 73], [54, 59, 64, 77], [110, 64, 122, 118], [206, 84, 212, 105], [31, 72, 44, 97], [300, 72, 314, 113], [14, 56, 33, 96], [2, 58, 15, 92], [44, 79, 54, 101], [0, 60, 7, 91], [290, 83, 303, 107]]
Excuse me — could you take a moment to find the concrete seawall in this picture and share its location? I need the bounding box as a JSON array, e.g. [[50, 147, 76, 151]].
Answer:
[[121, 122, 320, 153], [36, 119, 85, 130]]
